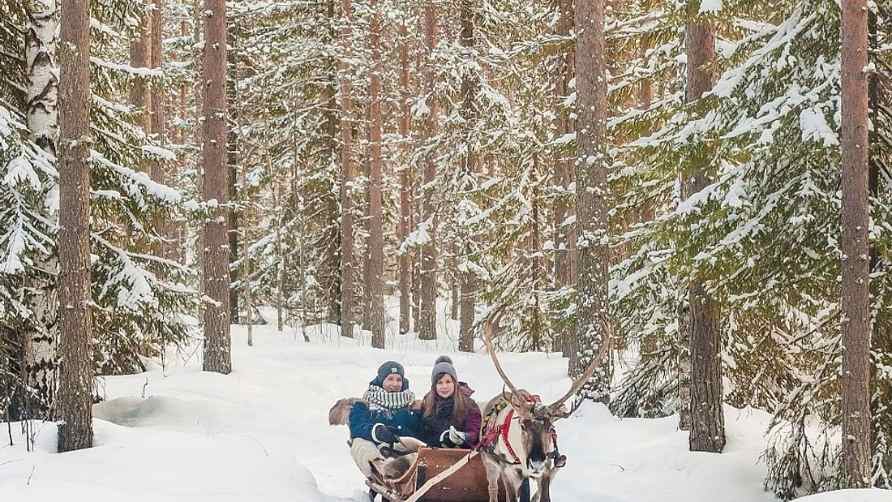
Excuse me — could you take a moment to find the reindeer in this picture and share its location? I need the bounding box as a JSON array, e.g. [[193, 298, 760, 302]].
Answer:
[[479, 315, 608, 502]]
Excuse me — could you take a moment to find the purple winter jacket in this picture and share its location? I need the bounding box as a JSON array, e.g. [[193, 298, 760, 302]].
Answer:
[[420, 382, 482, 448]]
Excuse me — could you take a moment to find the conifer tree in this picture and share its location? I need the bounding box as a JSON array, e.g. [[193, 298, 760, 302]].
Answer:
[[839, 0, 872, 486], [1, 0, 196, 422], [684, 0, 725, 453], [398, 11, 413, 335], [574, 0, 611, 401], [418, 0, 439, 341], [57, 0, 94, 451], [339, 0, 356, 339], [201, 0, 232, 374], [457, 0, 479, 352], [368, 0, 385, 348]]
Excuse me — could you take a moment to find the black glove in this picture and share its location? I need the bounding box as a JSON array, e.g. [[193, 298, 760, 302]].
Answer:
[[372, 423, 399, 445]]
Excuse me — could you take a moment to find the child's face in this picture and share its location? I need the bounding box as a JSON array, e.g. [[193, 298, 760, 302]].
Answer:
[[382, 373, 403, 392], [436, 374, 455, 399]]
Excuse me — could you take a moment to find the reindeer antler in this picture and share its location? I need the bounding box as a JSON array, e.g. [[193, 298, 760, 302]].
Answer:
[[482, 306, 522, 399], [546, 323, 612, 418]]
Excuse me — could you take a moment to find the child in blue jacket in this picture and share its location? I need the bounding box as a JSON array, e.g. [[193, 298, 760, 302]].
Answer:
[[348, 360, 421, 477]]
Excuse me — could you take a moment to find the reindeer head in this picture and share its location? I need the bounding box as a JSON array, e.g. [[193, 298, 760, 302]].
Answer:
[[483, 310, 608, 477], [510, 395, 556, 475]]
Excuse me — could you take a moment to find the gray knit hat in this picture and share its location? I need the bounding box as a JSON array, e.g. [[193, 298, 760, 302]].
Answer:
[[431, 355, 458, 387], [372, 360, 409, 391]]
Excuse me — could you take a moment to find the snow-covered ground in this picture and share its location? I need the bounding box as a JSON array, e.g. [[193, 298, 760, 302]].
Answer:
[[1, 297, 889, 501]]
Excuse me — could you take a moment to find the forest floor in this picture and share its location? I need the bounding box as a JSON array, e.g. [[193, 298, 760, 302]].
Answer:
[[0, 297, 888, 501]]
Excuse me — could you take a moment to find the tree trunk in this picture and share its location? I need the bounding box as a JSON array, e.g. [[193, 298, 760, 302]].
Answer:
[[201, 0, 232, 374], [193, 0, 204, 294], [677, 303, 692, 431], [295, 139, 311, 342], [418, 0, 439, 341], [412, 11, 425, 335], [362, 121, 372, 331], [840, 0, 872, 486], [554, 0, 575, 359], [688, 284, 723, 450], [227, 17, 240, 324], [276, 183, 285, 333], [636, 10, 657, 364], [450, 249, 459, 322], [130, 1, 152, 135], [398, 18, 412, 335], [192, 0, 202, 148], [368, 0, 386, 348], [412, 233, 421, 331], [684, 3, 724, 453], [338, 0, 356, 338], [323, 0, 341, 324], [246, 261, 253, 347], [23, 0, 61, 418], [150, 0, 175, 262], [177, 18, 189, 148], [149, 0, 164, 147], [26, 0, 60, 156], [240, 149, 251, 343], [457, 0, 477, 353], [573, 0, 610, 402], [459, 270, 476, 352], [57, 0, 93, 451], [637, 58, 660, 362], [867, 5, 890, 479], [530, 173, 544, 351]]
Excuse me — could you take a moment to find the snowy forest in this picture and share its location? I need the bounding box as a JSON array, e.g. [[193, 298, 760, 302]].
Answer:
[[0, 0, 891, 501]]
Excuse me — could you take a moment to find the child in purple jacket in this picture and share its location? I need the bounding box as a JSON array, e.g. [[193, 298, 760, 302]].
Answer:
[[417, 356, 482, 449]]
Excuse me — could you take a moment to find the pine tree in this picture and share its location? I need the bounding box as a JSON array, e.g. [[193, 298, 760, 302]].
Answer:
[[457, 0, 479, 353], [1, 0, 197, 423], [684, 0, 725, 453], [574, 0, 611, 401], [418, 0, 439, 341], [605, 0, 892, 493], [398, 11, 413, 335], [57, 0, 93, 452], [150, 0, 174, 261], [553, 0, 576, 359], [839, 0, 872, 486], [201, 0, 232, 374], [227, 12, 241, 325], [130, 2, 152, 135], [339, 0, 356, 339], [368, 0, 385, 348]]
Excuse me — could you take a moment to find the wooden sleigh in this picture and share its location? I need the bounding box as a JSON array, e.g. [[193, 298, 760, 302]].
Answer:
[[367, 447, 507, 502]]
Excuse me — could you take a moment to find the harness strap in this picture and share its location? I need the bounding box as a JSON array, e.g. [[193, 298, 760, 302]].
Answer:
[[403, 451, 479, 502], [500, 408, 522, 465], [480, 393, 548, 467]]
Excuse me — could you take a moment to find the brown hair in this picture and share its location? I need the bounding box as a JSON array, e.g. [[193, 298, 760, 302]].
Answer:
[[422, 374, 469, 424]]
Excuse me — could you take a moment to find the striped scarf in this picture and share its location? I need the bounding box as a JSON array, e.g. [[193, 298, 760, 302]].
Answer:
[[364, 385, 415, 411]]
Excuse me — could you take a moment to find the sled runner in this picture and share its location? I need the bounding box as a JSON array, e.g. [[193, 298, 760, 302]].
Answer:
[[366, 447, 506, 502]]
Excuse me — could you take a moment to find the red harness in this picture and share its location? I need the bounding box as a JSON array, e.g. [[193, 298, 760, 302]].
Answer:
[[497, 408, 560, 466], [500, 408, 522, 464], [480, 394, 555, 466]]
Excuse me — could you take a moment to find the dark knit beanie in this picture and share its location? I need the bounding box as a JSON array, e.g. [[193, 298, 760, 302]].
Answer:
[[373, 360, 408, 390], [431, 355, 458, 387]]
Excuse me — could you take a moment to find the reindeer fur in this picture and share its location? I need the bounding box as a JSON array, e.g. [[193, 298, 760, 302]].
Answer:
[[480, 392, 559, 502]]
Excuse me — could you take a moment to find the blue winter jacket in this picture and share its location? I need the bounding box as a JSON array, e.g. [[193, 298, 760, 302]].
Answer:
[[348, 400, 421, 444]]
